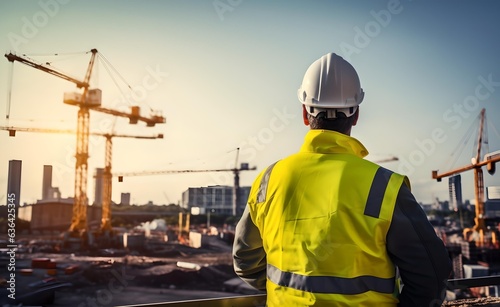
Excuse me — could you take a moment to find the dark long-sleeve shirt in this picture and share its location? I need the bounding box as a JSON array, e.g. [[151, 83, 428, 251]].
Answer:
[[387, 185, 452, 306]]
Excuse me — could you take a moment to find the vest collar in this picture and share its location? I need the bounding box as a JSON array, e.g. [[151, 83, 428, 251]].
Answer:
[[300, 129, 369, 158]]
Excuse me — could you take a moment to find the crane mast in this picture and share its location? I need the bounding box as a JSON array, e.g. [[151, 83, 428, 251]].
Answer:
[[474, 108, 486, 235], [73, 106, 90, 232], [5, 49, 166, 235], [99, 132, 164, 231], [71, 50, 100, 231], [101, 134, 113, 231]]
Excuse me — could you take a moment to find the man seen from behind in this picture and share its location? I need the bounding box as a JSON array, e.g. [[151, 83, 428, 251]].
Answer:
[[232, 52, 452, 306]]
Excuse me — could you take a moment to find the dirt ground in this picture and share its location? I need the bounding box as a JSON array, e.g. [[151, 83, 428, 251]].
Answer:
[[0, 236, 261, 307]]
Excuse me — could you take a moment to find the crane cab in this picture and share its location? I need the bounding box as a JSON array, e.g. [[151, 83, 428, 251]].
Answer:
[[64, 88, 102, 107], [484, 150, 500, 175]]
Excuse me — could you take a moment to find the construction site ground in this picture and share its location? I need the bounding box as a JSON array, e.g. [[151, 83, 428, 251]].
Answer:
[[2, 235, 500, 306], [0, 235, 260, 306]]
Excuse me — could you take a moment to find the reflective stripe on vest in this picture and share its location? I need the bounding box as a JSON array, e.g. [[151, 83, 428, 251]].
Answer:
[[267, 264, 395, 294], [364, 167, 393, 218], [257, 162, 278, 203]]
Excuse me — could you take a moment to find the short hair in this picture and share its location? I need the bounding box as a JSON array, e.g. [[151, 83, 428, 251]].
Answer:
[[307, 109, 358, 134]]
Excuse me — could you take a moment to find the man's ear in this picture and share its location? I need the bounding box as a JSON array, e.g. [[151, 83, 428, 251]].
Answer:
[[302, 105, 310, 126], [352, 108, 359, 126]]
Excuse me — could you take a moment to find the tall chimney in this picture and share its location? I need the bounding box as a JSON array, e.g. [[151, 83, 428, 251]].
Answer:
[[7, 160, 22, 207], [42, 165, 52, 200], [94, 168, 104, 205]]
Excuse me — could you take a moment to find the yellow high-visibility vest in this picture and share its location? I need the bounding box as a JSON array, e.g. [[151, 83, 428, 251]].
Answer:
[[247, 130, 408, 306]]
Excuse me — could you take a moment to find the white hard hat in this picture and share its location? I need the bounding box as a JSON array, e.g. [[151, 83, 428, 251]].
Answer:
[[298, 53, 364, 118]]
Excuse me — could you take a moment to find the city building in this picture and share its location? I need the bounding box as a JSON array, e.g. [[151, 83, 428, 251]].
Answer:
[[181, 185, 251, 215], [120, 192, 131, 205], [431, 197, 449, 212], [40, 164, 63, 201], [7, 160, 22, 207], [42, 165, 52, 200], [20, 198, 102, 232], [94, 168, 104, 205], [485, 186, 500, 220], [449, 174, 463, 211]]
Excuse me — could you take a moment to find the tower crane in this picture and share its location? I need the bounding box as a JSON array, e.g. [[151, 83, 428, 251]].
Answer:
[[98, 131, 163, 232], [0, 125, 163, 232], [5, 49, 166, 234], [116, 148, 256, 216], [432, 108, 500, 246]]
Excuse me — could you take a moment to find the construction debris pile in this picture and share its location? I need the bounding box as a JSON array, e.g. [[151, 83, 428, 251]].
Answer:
[[443, 297, 500, 306]]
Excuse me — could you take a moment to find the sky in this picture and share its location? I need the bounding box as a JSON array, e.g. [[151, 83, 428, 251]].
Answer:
[[0, 0, 499, 207]]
